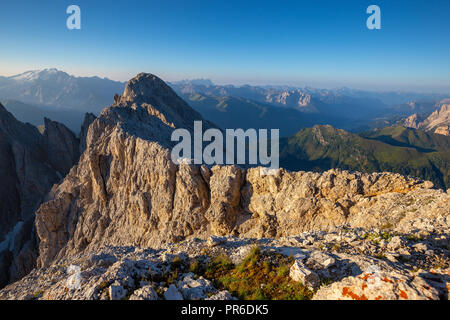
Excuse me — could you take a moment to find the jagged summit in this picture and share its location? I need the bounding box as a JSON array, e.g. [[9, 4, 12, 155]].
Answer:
[[87, 73, 213, 149], [114, 73, 210, 130], [117, 73, 194, 112]]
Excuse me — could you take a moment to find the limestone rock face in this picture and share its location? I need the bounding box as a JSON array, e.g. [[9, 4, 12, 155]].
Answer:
[[402, 113, 421, 129], [33, 73, 450, 272], [0, 104, 80, 288], [424, 104, 450, 135]]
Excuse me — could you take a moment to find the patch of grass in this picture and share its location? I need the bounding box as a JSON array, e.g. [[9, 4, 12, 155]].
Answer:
[[398, 255, 411, 263], [320, 278, 333, 287], [380, 231, 393, 242], [140, 256, 189, 287], [430, 255, 450, 270], [167, 269, 179, 285], [242, 246, 262, 265], [206, 254, 234, 275], [32, 290, 44, 299], [374, 253, 386, 260], [189, 258, 203, 274], [203, 247, 313, 300], [171, 256, 184, 270], [276, 265, 290, 277], [98, 280, 109, 290], [331, 243, 341, 252], [363, 231, 392, 244]]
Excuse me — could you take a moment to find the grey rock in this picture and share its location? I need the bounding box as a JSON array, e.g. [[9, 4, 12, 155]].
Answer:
[[306, 251, 336, 270], [164, 284, 183, 300], [206, 291, 235, 300], [207, 236, 227, 247], [387, 236, 404, 251], [178, 273, 215, 300], [109, 284, 127, 300], [289, 259, 320, 290]]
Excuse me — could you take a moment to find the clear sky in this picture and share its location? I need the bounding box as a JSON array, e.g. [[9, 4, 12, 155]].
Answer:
[[1, 0, 449, 92]]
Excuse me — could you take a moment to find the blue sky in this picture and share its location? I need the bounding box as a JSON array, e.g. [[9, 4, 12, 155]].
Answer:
[[1, 0, 449, 92]]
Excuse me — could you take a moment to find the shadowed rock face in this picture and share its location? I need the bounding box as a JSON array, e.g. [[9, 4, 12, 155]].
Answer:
[[0, 103, 80, 288], [33, 74, 449, 270], [79, 113, 96, 154], [42, 118, 80, 176]]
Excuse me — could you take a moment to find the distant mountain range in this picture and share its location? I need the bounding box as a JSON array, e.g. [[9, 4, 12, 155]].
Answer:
[[171, 79, 449, 106], [179, 93, 351, 136], [361, 101, 450, 136]]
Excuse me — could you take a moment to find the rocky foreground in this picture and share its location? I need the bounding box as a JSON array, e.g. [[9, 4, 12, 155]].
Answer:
[[1, 216, 448, 300]]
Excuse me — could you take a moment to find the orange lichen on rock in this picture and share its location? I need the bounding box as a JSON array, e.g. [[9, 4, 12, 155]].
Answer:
[[362, 283, 367, 290], [382, 277, 394, 283], [361, 274, 371, 281], [375, 295, 383, 300], [342, 287, 368, 300], [399, 290, 408, 299]]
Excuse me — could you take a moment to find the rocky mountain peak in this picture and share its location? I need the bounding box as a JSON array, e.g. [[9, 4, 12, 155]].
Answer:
[[95, 73, 213, 145], [403, 113, 420, 129], [119, 73, 172, 103]]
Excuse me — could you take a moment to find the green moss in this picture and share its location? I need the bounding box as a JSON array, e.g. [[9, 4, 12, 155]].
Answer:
[[32, 290, 44, 299], [363, 231, 392, 244]]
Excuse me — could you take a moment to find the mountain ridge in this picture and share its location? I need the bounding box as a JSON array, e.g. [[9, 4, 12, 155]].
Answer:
[[0, 69, 125, 113], [0, 102, 82, 288]]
